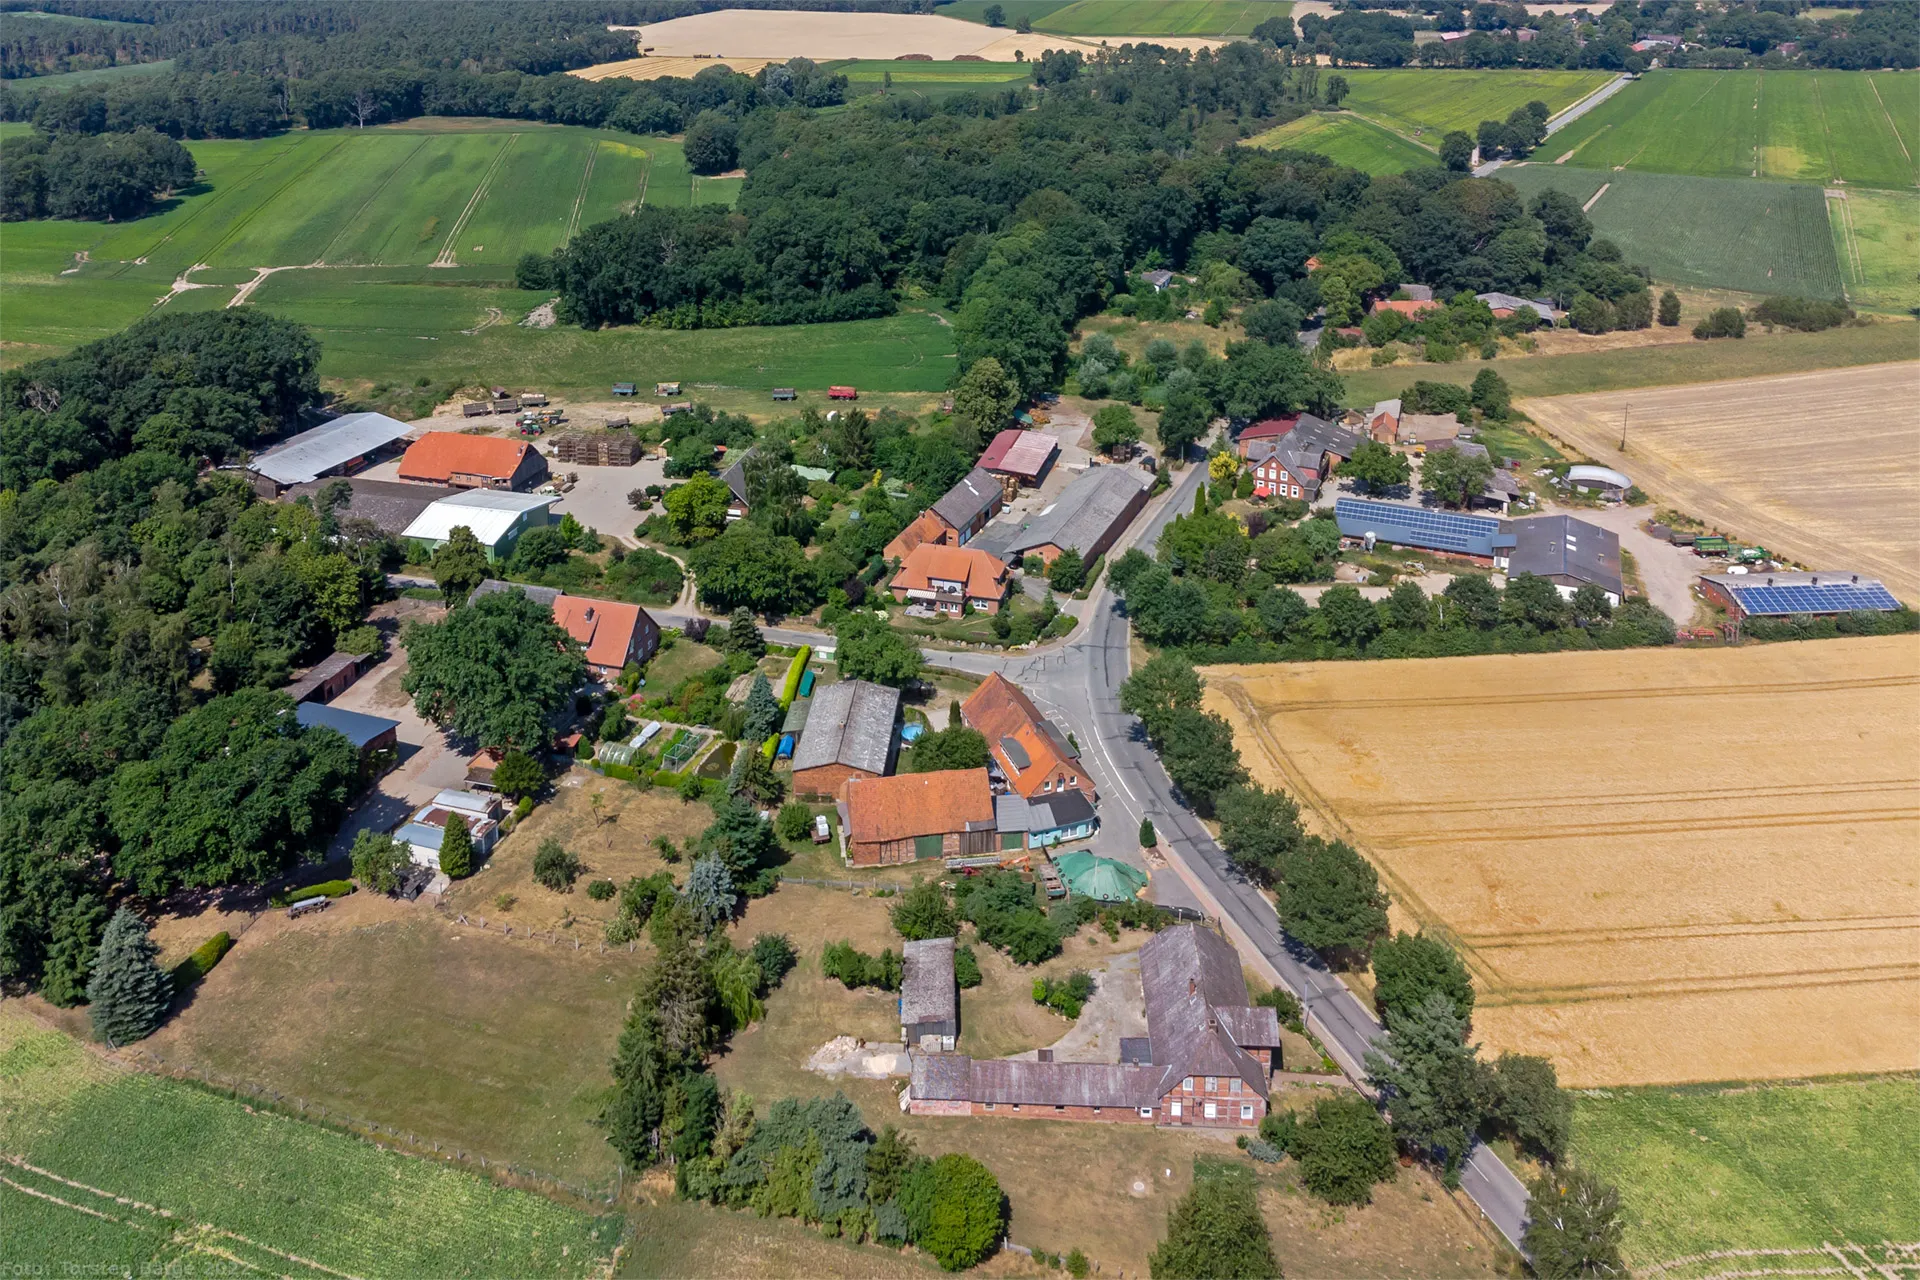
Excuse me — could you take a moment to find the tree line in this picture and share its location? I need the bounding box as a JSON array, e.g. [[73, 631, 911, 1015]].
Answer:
[[0, 125, 193, 220]]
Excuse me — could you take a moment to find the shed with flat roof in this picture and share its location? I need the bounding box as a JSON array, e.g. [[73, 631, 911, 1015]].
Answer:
[[248, 412, 413, 494]]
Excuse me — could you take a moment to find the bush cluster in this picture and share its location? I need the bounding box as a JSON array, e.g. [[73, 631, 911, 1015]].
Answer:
[[1032, 971, 1095, 1019], [822, 941, 903, 991]]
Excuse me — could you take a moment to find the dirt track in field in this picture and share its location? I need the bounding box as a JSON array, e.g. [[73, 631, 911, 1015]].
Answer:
[[1203, 637, 1920, 1086], [1520, 361, 1920, 602]]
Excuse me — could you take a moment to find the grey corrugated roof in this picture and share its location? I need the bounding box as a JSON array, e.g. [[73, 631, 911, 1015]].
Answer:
[[781, 696, 811, 735], [1000, 466, 1150, 559], [911, 1053, 973, 1101], [931, 468, 1002, 532], [1216, 1005, 1281, 1049], [1036, 789, 1095, 829], [966, 1059, 1165, 1109], [994, 793, 1034, 833], [469, 579, 563, 608], [722, 449, 753, 505], [1506, 514, 1623, 599], [998, 735, 1031, 770], [295, 701, 398, 749], [250, 412, 413, 485], [284, 477, 455, 536], [284, 652, 360, 702], [901, 937, 957, 1026], [791, 680, 900, 774]]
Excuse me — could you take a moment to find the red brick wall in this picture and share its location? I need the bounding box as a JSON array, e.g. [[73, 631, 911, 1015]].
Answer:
[[970, 1102, 1158, 1124], [793, 763, 877, 802]]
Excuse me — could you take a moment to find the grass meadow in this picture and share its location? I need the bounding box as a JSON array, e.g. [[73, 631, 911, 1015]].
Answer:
[[1337, 68, 1615, 140], [1, 57, 174, 89], [1339, 316, 1916, 405], [1548, 69, 1919, 190], [1247, 111, 1436, 174], [1570, 1076, 1920, 1273], [1034, 0, 1290, 36], [0, 122, 734, 362], [828, 58, 1033, 100], [0, 1005, 620, 1277], [935, 0, 1073, 25], [1828, 186, 1920, 312], [1497, 165, 1846, 298]]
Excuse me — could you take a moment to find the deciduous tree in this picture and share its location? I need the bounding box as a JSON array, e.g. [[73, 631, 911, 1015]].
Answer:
[[351, 828, 409, 893], [1339, 440, 1410, 494], [1290, 1094, 1397, 1205], [1363, 993, 1493, 1180], [429, 526, 489, 605], [1148, 1174, 1279, 1279], [1371, 931, 1474, 1025], [1276, 836, 1389, 960], [1523, 1168, 1626, 1279], [403, 590, 586, 751]]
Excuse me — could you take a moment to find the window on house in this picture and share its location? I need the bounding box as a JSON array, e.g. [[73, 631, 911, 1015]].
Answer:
[[1205, 1077, 1217, 1092], [1139, 1107, 1154, 1119], [1241, 1103, 1255, 1120], [984, 1103, 995, 1110], [1183, 1077, 1193, 1092], [1203, 1102, 1217, 1119], [1170, 1100, 1182, 1117], [1054, 1105, 1065, 1112]]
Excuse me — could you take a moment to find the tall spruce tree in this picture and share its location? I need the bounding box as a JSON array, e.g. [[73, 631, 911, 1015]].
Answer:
[[86, 906, 172, 1046], [743, 672, 782, 742]]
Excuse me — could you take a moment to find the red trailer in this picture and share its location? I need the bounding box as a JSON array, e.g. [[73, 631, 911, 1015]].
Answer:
[[828, 385, 858, 400]]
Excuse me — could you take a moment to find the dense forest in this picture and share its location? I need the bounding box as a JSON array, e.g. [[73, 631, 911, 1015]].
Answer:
[[0, 0, 927, 79]]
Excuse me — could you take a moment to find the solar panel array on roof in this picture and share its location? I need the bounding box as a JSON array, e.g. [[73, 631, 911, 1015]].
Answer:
[[1334, 497, 1503, 556], [1730, 582, 1899, 615]]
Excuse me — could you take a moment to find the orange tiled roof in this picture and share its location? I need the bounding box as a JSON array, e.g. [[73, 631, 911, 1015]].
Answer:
[[961, 673, 1090, 800], [550, 594, 648, 670], [884, 510, 950, 563], [1370, 298, 1440, 318], [845, 768, 994, 843], [890, 543, 1009, 599], [398, 432, 533, 483]]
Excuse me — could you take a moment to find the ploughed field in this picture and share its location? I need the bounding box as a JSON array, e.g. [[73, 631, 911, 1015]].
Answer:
[[1202, 637, 1920, 1086], [1519, 362, 1920, 604]]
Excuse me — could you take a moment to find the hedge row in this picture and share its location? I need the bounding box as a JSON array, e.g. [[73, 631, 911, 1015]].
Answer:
[[778, 646, 812, 707], [270, 879, 356, 908], [169, 931, 233, 988]]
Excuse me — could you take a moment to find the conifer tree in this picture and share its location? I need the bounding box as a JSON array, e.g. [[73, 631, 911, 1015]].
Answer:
[[86, 907, 172, 1046], [743, 672, 781, 742], [439, 814, 473, 878]]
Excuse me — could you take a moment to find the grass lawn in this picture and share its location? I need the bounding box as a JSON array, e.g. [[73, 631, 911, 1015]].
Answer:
[[1496, 166, 1846, 299], [642, 638, 723, 691], [621, 1195, 941, 1277], [1338, 69, 1615, 141], [0, 1005, 620, 1277], [1570, 1076, 1920, 1272], [138, 893, 649, 1186], [1339, 316, 1916, 406], [1548, 69, 1920, 190], [1247, 111, 1436, 174], [1828, 187, 1920, 313]]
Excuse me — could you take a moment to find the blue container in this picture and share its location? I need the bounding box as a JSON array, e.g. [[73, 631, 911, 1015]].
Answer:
[[798, 670, 816, 697], [776, 733, 795, 760]]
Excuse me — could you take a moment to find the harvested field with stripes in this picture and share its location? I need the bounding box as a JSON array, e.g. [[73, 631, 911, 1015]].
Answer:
[[1519, 361, 1920, 603], [1202, 636, 1920, 1086]]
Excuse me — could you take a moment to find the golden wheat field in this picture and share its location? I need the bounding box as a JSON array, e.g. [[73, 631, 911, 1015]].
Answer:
[[1520, 361, 1920, 604], [1204, 637, 1920, 1086]]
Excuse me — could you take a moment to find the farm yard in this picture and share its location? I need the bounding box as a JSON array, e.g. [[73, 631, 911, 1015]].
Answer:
[[1495, 166, 1846, 300], [1546, 69, 1920, 190], [1333, 68, 1616, 142], [1246, 110, 1435, 174], [0, 1005, 620, 1277], [1519, 362, 1920, 603], [0, 121, 722, 361], [1202, 637, 1920, 1087], [1828, 186, 1920, 312], [1570, 1076, 1920, 1274]]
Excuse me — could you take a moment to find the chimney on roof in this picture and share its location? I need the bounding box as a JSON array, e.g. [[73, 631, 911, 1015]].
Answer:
[[1189, 977, 1196, 996], [1811, 576, 1819, 586], [1037, 1048, 1053, 1063], [1852, 575, 1859, 584], [584, 606, 595, 621]]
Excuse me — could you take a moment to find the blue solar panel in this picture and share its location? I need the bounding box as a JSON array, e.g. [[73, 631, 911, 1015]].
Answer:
[[1730, 582, 1900, 615], [1335, 498, 1502, 555]]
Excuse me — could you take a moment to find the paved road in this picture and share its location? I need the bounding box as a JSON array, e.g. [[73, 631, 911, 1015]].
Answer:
[[1474, 72, 1632, 176], [1037, 459, 1535, 1254]]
